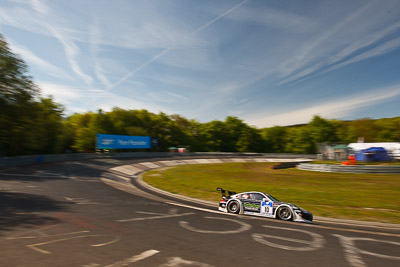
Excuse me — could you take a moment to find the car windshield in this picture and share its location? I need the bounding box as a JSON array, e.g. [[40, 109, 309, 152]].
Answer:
[[265, 194, 279, 202]]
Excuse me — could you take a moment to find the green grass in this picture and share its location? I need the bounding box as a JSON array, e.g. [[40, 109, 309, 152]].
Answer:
[[143, 162, 400, 224]]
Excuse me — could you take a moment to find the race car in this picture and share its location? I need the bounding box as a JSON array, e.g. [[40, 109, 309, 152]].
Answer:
[[217, 188, 313, 223]]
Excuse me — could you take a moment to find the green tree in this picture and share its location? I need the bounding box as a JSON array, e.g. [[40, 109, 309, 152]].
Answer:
[[94, 109, 116, 135], [261, 126, 288, 153], [222, 116, 247, 151], [347, 118, 376, 142], [307, 115, 338, 144], [198, 120, 226, 151], [0, 34, 60, 156], [236, 127, 264, 152], [168, 114, 197, 151], [374, 117, 400, 142], [64, 112, 97, 152], [32, 97, 65, 154], [284, 127, 314, 154]]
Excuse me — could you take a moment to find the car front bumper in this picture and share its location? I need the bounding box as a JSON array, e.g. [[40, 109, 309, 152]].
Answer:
[[293, 210, 313, 223]]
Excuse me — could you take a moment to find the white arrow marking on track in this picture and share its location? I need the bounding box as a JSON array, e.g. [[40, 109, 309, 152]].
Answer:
[[252, 225, 325, 251], [179, 216, 252, 234]]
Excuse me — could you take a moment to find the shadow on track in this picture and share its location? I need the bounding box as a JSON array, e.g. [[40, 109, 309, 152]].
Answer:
[[0, 192, 69, 234]]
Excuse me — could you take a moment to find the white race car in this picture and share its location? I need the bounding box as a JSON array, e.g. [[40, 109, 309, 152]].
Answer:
[[217, 188, 313, 223]]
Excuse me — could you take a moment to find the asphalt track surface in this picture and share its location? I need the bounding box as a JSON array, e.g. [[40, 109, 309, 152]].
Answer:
[[0, 157, 399, 267]]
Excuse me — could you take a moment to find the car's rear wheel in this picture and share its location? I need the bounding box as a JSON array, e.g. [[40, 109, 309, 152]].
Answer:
[[227, 200, 240, 214], [277, 206, 292, 221]]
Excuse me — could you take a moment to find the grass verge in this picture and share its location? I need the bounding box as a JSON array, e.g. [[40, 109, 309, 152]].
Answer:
[[143, 162, 400, 224]]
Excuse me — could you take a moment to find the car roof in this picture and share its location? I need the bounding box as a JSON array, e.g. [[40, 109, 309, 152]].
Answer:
[[236, 191, 266, 195]]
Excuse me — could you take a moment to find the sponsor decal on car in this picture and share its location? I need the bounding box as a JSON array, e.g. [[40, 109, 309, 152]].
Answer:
[[243, 203, 259, 211]]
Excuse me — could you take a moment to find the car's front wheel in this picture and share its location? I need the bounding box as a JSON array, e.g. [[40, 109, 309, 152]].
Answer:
[[277, 206, 292, 221], [227, 200, 240, 214]]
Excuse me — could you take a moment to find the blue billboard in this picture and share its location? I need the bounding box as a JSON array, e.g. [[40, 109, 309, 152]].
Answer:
[[97, 134, 152, 149]]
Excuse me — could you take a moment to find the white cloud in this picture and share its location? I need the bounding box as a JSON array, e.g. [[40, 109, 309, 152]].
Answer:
[[94, 62, 112, 88], [147, 90, 190, 104], [165, 91, 189, 102], [2, 0, 400, 126], [8, 40, 72, 79], [322, 36, 400, 75], [29, 0, 49, 14], [328, 21, 400, 65], [156, 48, 219, 72], [39, 82, 81, 99], [108, 0, 248, 91], [108, 48, 171, 91], [280, 26, 400, 85], [152, 74, 208, 92], [0, 2, 92, 86], [45, 24, 93, 86], [0, 6, 48, 36], [222, 4, 315, 32], [279, 3, 374, 78], [245, 84, 400, 128], [38, 82, 172, 115], [89, 20, 114, 89]]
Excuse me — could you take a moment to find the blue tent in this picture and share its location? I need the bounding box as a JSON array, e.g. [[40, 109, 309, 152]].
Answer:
[[355, 147, 391, 161]]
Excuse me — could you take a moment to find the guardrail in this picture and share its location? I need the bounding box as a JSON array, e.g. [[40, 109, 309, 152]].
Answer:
[[297, 163, 400, 174], [3, 152, 398, 173], [0, 152, 317, 169]]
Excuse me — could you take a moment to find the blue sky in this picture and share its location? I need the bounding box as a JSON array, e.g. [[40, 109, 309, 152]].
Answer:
[[1, 0, 400, 128]]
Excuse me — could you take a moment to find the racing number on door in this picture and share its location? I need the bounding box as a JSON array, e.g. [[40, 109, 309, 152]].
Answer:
[[261, 201, 273, 215]]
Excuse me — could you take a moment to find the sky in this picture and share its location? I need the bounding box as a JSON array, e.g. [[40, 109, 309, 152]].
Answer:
[[1, 0, 400, 128]]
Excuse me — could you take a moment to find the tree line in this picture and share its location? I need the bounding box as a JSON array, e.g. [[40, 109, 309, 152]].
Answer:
[[61, 111, 400, 154], [1, 34, 400, 157]]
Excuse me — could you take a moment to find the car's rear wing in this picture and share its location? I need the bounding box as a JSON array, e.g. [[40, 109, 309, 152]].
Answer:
[[217, 187, 236, 198]]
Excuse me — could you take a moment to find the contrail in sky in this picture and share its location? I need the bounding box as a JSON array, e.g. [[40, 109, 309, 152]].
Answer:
[[107, 0, 249, 91]]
